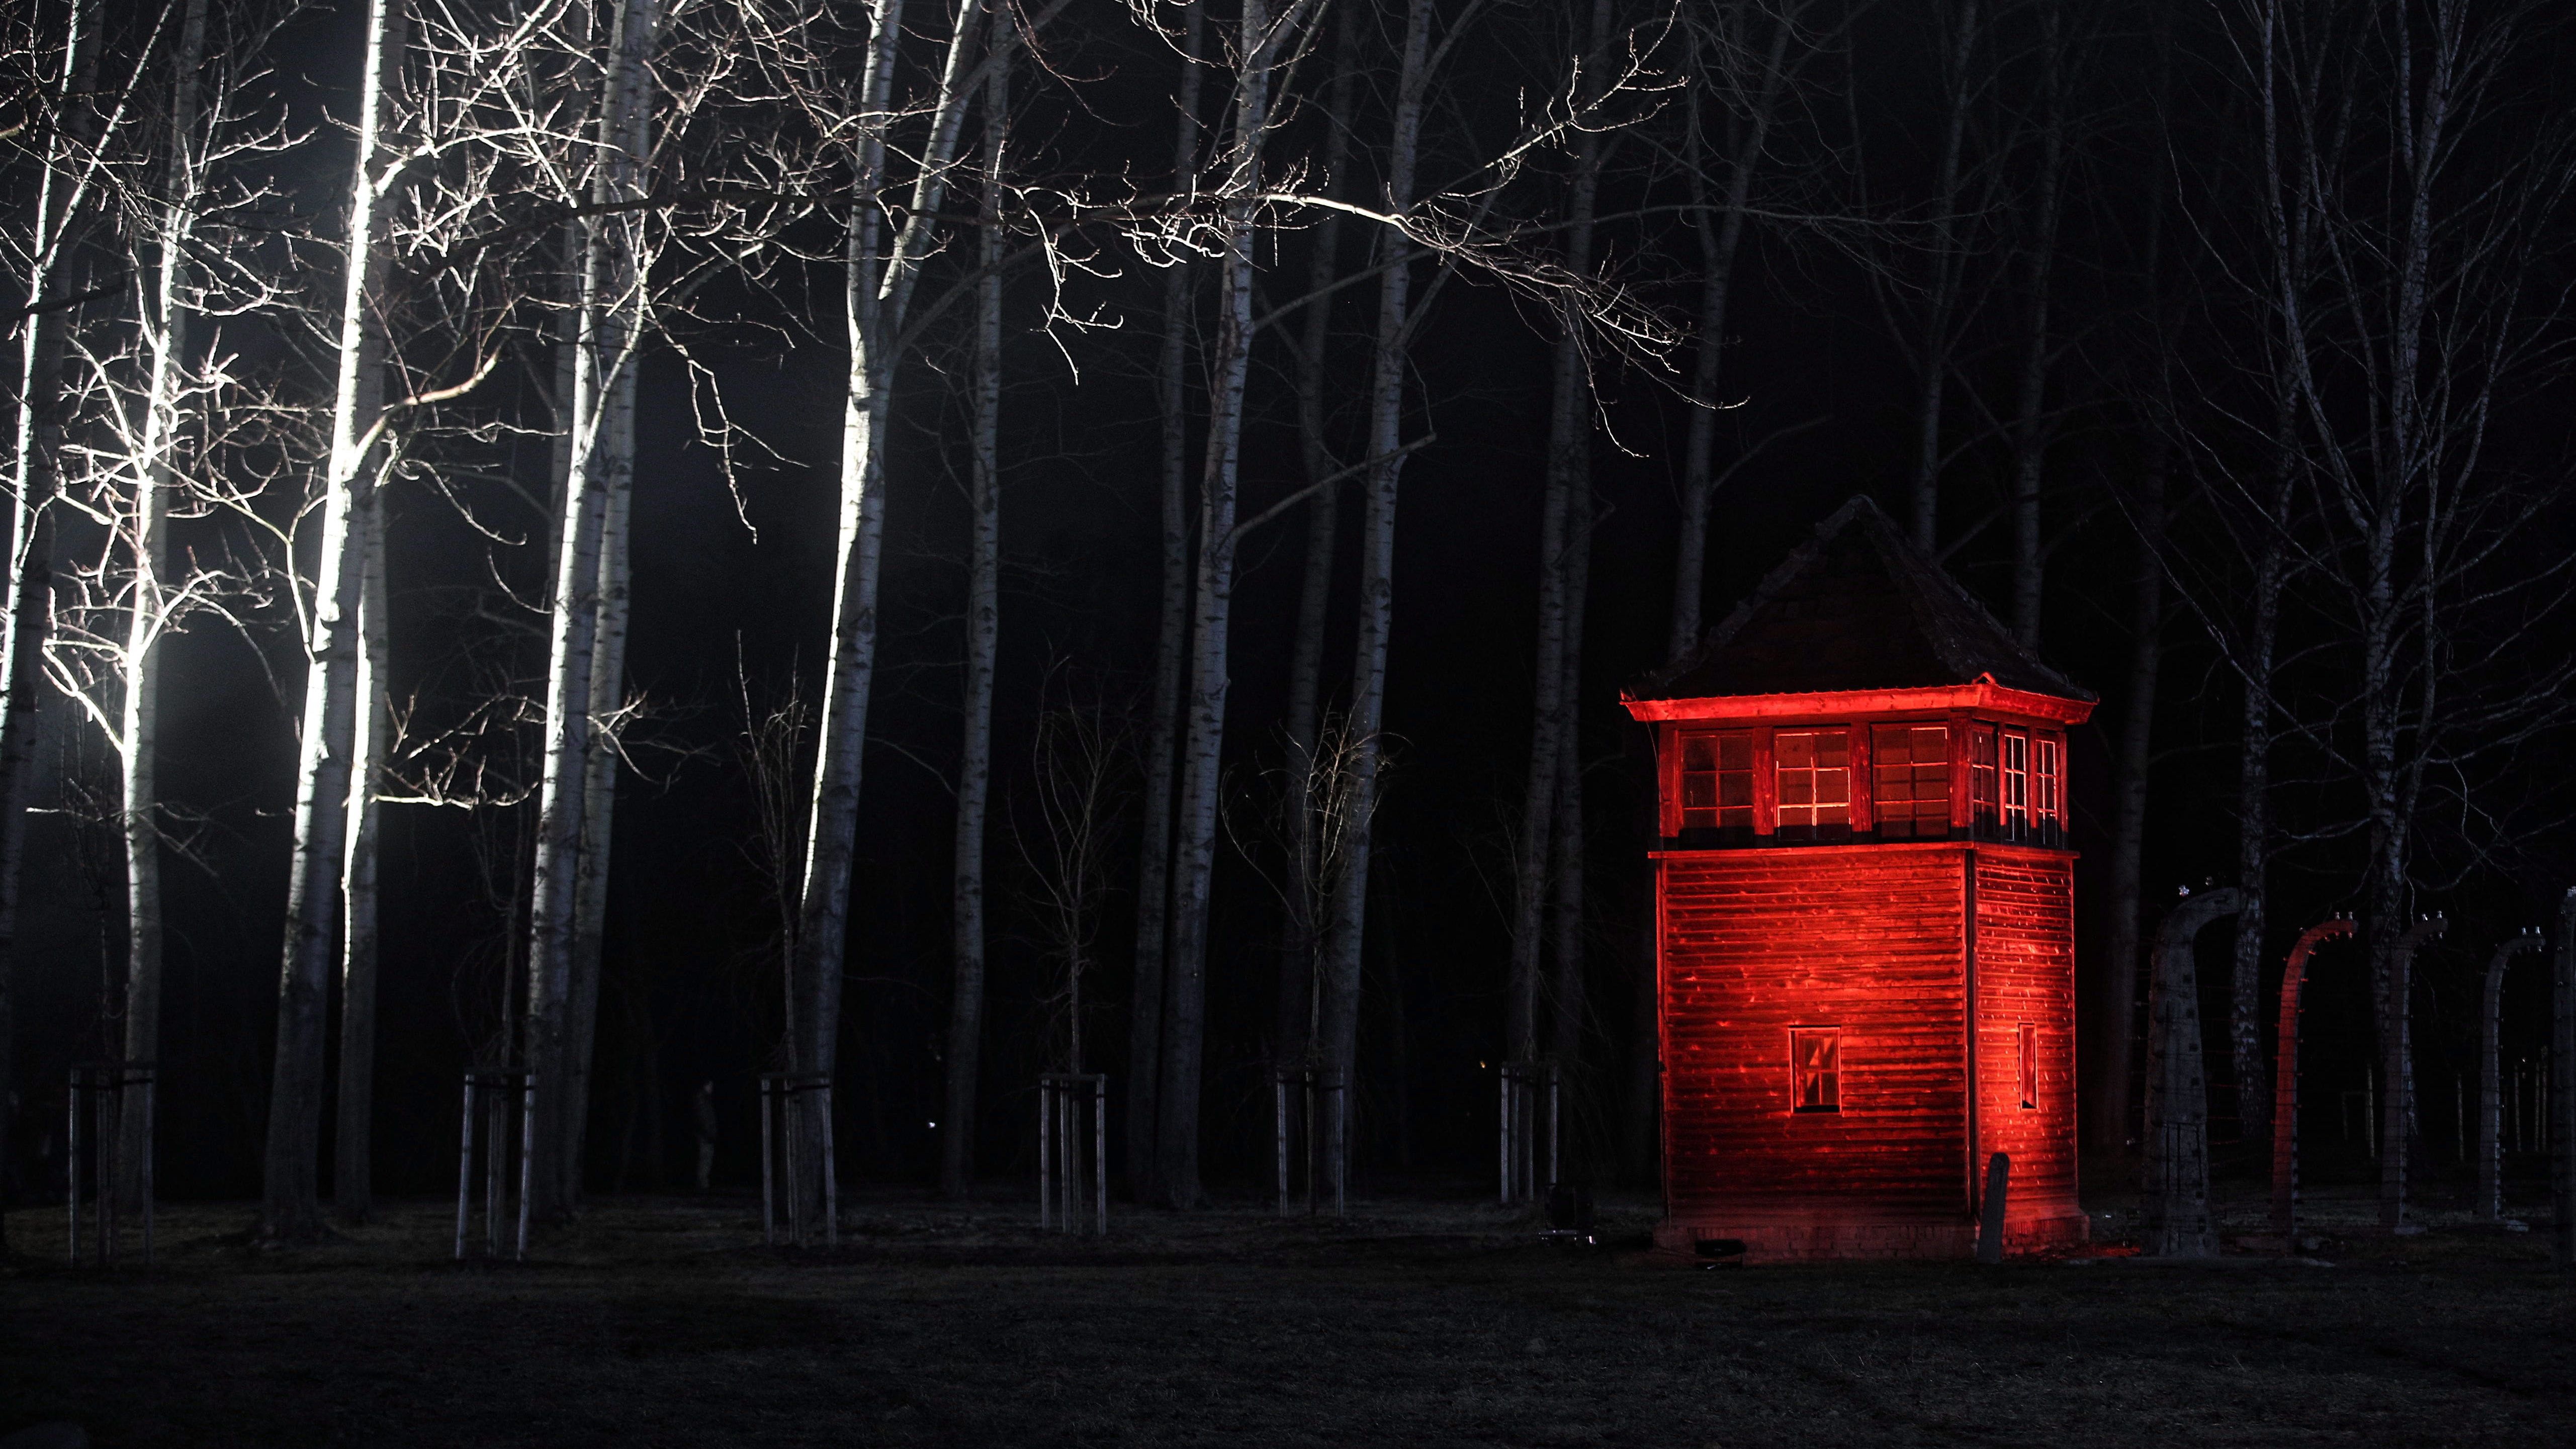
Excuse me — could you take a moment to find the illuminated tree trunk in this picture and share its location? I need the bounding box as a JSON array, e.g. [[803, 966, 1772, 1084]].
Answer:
[[1317, 0, 1430, 1210], [559, 0, 656, 1216], [1159, 0, 1299, 1208], [525, 0, 656, 1222], [332, 490, 388, 1221], [117, 0, 207, 1213], [562, 334, 633, 1211], [263, 0, 405, 1243], [1127, 1, 1204, 1203], [792, 0, 982, 1220], [0, 0, 102, 1256], [942, 42, 1006, 1200], [2089, 460, 2163, 1156]]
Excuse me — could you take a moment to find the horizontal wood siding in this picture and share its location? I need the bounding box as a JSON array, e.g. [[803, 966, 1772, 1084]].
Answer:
[[1971, 847, 2082, 1223], [1661, 846, 1970, 1220]]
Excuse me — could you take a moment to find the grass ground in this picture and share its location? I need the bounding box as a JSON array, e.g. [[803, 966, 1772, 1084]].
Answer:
[[5, 1181, 2572, 1447]]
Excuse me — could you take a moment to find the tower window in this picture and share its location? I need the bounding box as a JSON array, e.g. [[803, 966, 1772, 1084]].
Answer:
[[1774, 730, 1851, 839], [1791, 1028, 1841, 1113], [2018, 1023, 2039, 1110], [1969, 728, 1998, 834], [1679, 733, 1754, 835], [2033, 736, 2064, 846], [1870, 723, 1950, 838], [2001, 732, 2030, 841]]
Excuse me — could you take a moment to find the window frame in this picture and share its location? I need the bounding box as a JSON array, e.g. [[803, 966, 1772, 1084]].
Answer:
[[1868, 720, 1951, 841], [1789, 1027, 1842, 1114], [2017, 1022, 2038, 1110], [1772, 728, 1853, 840], [2000, 730, 2030, 841], [1673, 729, 1756, 841]]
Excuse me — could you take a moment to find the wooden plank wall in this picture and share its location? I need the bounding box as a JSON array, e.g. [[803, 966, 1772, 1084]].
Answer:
[[1661, 845, 1971, 1219], [1971, 847, 2082, 1222]]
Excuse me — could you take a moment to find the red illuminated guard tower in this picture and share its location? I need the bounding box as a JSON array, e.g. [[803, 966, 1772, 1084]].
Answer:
[[1624, 496, 2096, 1260]]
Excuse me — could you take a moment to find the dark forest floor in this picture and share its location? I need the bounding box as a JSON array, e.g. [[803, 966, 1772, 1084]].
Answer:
[[5, 1182, 2573, 1448]]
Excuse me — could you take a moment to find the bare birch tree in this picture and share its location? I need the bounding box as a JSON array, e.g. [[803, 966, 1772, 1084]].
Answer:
[[1126, 0, 1205, 1204], [941, 29, 1008, 1200], [784, 0, 999, 1220], [1272, 4, 1357, 1096], [0, 0, 112, 1255], [259, 0, 409, 1243], [515, 0, 661, 1223], [1155, 0, 1319, 1208], [2226, 0, 2576, 1228], [1510, 0, 1613, 1071]]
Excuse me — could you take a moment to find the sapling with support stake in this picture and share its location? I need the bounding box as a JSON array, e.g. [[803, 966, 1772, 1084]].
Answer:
[[454, 1068, 534, 1261], [66, 1062, 154, 1267]]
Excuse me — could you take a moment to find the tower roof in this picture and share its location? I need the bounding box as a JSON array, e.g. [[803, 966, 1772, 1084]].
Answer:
[[1635, 495, 2094, 703]]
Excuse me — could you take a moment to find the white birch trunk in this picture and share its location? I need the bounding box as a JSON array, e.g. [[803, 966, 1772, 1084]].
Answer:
[[1315, 0, 1431, 1210], [791, 0, 985, 1217], [0, 0, 101, 1256], [332, 487, 388, 1220], [1157, 0, 1300, 1208], [560, 0, 656, 1215], [525, 0, 656, 1221], [1126, 1, 1205, 1202], [117, 0, 207, 1212], [942, 38, 1007, 1201], [262, 0, 405, 1243]]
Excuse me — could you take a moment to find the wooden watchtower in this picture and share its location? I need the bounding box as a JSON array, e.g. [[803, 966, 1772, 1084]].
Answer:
[[1623, 496, 2097, 1260]]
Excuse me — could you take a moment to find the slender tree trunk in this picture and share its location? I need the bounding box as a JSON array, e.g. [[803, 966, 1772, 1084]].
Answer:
[[1317, 0, 1429, 1210], [1668, 7, 1795, 661], [1511, 9, 1609, 1066], [1274, 15, 1359, 1183], [0, 0, 102, 1256], [561, 0, 657, 1214], [260, 0, 404, 1244], [332, 489, 388, 1221], [562, 357, 631, 1209], [792, 0, 984, 1219], [1128, 1, 1204, 1203], [1158, 0, 1298, 1209], [1546, 478, 1591, 1070], [1275, 19, 1354, 1081], [2006, 0, 2064, 649], [942, 41, 1007, 1200], [1909, 0, 1982, 552], [524, 0, 656, 1223], [116, 0, 207, 1213], [2231, 404, 2296, 1145], [2089, 457, 2164, 1157]]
